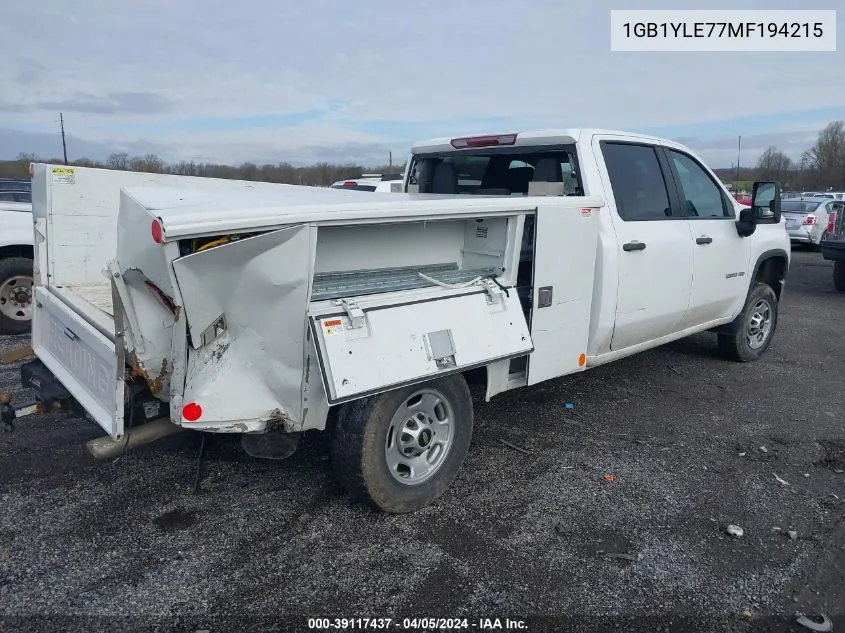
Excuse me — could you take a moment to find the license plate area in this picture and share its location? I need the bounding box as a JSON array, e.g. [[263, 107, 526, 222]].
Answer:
[[31, 286, 124, 437]]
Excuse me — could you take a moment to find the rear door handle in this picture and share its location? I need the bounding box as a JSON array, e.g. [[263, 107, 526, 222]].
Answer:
[[622, 241, 646, 251], [696, 236, 713, 245]]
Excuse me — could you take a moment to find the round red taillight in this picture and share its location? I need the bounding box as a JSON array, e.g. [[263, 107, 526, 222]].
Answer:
[[182, 402, 202, 422], [151, 219, 164, 244]]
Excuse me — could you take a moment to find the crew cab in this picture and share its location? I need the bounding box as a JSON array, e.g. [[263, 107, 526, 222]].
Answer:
[[7, 130, 788, 514]]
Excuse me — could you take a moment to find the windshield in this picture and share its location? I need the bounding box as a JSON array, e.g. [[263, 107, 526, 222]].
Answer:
[[782, 200, 822, 214], [408, 148, 582, 196]]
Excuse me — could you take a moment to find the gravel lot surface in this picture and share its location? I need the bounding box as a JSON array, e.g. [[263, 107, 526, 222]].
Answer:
[[1, 250, 843, 633]]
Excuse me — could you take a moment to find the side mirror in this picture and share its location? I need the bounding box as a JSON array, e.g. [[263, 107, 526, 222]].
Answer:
[[751, 181, 782, 224], [736, 207, 756, 237]]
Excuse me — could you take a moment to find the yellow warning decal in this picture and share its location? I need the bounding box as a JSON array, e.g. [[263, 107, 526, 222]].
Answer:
[[51, 167, 76, 184]]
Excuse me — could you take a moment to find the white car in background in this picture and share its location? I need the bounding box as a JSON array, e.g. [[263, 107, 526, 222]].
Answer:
[[812, 192, 845, 200], [782, 197, 843, 248], [330, 173, 404, 192]]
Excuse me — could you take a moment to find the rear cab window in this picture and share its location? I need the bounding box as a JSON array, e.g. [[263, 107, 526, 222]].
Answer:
[[407, 148, 583, 196]]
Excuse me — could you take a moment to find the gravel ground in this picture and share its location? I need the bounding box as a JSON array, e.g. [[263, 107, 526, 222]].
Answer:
[[1, 250, 843, 633]]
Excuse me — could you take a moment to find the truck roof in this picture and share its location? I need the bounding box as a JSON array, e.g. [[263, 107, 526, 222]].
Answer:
[[123, 183, 604, 239], [411, 128, 682, 153]]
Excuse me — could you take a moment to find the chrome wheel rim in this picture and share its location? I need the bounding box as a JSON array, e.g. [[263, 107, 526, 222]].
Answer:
[[746, 299, 772, 350], [0, 275, 33, 321], [385, 388, 455, 485]]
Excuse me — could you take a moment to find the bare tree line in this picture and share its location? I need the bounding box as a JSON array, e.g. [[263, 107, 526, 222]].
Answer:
[[713, 121, 845, 190], [0, 152, 400, 187], [2, 120, 843, 190]]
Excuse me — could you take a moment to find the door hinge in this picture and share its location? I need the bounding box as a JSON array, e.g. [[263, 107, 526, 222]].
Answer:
[[339, 299, 366, 329]]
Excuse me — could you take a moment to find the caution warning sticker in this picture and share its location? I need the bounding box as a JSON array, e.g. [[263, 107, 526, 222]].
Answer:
[[52, 167, 76, 185], [323, 318, 344, 336]]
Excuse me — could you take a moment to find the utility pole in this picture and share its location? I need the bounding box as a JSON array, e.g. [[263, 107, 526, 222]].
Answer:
[[389, 151, 393, 169], [59, 112, 68, 165], [734, 135, 741, 191]]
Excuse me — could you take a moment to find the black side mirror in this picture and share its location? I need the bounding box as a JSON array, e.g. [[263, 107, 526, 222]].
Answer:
[[736, 207, 756, 237], [751, 181, 782, 224]]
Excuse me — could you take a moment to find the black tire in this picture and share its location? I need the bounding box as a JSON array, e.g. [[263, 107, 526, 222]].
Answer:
[[0, 257, 34, 335], [331, 374, 474, 513], [834, 261, 845, 292], [717, 282, 778, 362]]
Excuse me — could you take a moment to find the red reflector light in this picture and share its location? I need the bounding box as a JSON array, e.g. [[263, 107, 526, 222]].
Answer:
[[151, 219, 164, 243], [803, 215, 816, 226], [450, 134, 518, 149], [343, 181, 357, 187], [828, 212, 837, 233], [182, 402, 202, 422]]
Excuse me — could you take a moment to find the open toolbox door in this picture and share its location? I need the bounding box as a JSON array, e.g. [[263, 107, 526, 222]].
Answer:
[[171, 226, 312, 427], [526, 203, 601, 385], [310, 288, 533, 404]]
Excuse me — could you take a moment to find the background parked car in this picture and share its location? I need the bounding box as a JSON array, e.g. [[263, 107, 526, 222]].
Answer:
[[782, 197, 843, 248], [733, 192, 752, 206], [0, 190, 32, 204], [330, 173, 404, 192]]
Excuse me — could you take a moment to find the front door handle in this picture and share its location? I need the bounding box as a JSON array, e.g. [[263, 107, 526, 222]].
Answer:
[[622, 241, 646, 251], [696, 236, 713, 245]]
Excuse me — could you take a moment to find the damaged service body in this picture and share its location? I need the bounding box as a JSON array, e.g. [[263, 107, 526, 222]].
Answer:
[[15, 163, 604, 513]]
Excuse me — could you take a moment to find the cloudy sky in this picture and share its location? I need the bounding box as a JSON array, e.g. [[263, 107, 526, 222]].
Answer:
[[1, 0, 842, 168]]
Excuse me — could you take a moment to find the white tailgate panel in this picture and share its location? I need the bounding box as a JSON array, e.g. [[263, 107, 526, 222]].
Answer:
[[313, 290, 533, 402], [31, 286, 124, 437]]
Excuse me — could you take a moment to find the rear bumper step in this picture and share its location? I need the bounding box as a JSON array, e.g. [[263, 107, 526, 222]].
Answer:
[[86, 418, 185, 460]]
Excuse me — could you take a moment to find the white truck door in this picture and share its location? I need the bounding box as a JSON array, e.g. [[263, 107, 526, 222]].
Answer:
[[526, 202, 602, 385], [664, 149, 751, 328], [594, 138, 694, 351]]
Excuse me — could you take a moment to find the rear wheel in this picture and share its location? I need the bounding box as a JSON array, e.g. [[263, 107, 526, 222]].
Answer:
[[331, 374, 474, 513], [0, 257, 34, 335], [717, 282, 778, 362], [834, 261, 845, 292]]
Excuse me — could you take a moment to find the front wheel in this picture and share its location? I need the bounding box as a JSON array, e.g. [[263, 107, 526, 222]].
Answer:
[[331, 374, 474, 513], [717, 282, 779, 362], [834, 261, 845, 292], [0, 257, 34, 335]]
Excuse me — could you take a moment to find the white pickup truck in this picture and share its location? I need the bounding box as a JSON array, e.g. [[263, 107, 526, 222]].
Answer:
[[0, 202, 34, 334], [7, 129, 789, 514]]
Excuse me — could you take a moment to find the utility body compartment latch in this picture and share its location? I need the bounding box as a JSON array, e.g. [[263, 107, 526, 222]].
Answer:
[[339, 298, 366, 329]]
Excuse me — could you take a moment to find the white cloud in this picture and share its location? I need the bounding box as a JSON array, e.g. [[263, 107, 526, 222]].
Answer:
[[0, 0, 843, 166]]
